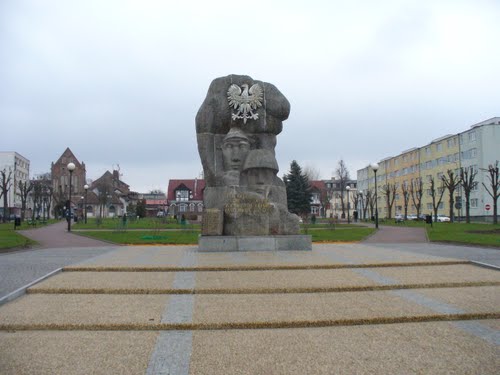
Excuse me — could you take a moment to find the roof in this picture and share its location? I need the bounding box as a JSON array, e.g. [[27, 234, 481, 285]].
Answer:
[[309, 180, 326, 191], [167, 179, 205, 201], [53, 147, 85, 169]]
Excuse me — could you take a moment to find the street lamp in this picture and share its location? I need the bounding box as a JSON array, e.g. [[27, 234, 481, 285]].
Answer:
[[84, 184, 89, 224], [67, 162, 75, 232], [371, 163, 379, 229], [346, 185, 351, 224]]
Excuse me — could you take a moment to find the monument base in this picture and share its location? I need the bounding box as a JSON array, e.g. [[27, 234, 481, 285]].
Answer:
[[198, 235, 312, 252]]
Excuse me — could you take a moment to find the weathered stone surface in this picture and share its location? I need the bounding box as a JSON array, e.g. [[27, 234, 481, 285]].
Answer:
[[198, 235, 312, 252], [201, 209, 223, 236], [196, 74, 307, 247]]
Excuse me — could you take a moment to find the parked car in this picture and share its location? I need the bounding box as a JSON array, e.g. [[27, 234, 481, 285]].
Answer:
[[395, 214, 404, 223], [156, 211, 166, 217], [407, 214, 418, 221], [436, 214, 450, 222]]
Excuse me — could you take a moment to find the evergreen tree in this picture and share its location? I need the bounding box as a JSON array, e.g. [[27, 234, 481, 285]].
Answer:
[[283, 160, 312, 216]]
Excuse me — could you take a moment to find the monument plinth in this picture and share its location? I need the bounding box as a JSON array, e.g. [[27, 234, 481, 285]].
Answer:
[[196, 74, 311, 251]]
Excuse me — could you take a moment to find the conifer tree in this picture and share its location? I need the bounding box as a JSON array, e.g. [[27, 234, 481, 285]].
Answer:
[[283, 160, 312, 216]]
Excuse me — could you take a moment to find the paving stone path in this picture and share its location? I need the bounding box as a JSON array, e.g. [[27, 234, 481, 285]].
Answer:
[[0, 242, 499, 374]]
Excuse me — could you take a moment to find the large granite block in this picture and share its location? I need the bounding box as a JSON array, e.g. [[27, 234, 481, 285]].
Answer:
[[198, 235, 312, 252]]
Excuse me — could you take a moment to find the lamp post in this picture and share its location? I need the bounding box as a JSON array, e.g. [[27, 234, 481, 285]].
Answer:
[[371, 163, 379, 229], [84, 184, 89, 224], [346, 185, 351, 224], [67, 162, 76, 232]]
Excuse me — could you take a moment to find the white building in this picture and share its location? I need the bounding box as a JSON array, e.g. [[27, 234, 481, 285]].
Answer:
[[356, 117, 500, 221], [0, 152, 30, 218]]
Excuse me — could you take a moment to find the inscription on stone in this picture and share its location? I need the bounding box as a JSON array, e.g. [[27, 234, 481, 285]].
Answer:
[[201, 208, 223, 236]]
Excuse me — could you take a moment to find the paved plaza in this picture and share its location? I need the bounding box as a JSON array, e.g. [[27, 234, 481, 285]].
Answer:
[[0, 223, 499, 374]]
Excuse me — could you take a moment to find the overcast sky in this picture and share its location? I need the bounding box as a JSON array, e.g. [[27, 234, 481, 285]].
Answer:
[[1, 0, 499, 193]]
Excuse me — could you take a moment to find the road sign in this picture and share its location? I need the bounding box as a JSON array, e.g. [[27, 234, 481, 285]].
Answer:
[[485, 204, 491, 211]]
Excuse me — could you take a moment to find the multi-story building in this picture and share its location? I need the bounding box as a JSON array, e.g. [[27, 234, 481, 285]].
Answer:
[[50, 148, 87, 217], [167, 179, 205, 221], [316, 178, 358, 219], [357, 117, 500, 221], [0, 151, 30, 218]]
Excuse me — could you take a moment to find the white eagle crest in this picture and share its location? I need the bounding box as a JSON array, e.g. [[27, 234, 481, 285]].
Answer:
[[227, 83, 263, 124]]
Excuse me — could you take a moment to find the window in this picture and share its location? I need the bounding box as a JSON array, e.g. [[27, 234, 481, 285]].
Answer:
[[197, 203, 203, 212], [176, 190, 189, 201], [427, 203, 433, 210], [189, 203, 195, 211], [436, 143, 442, 152], [179, 204, 187, 212], [425, 147, 431, 155], [311, 206, 319, 214], [469, 131, 476, 142], [438, 202, 444, 209], [471, 199, 478, 208]]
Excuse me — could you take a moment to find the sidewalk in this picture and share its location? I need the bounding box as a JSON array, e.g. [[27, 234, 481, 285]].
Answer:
[[363, 224, 428, 243], [0, 242, 498, 374], [18, 221, 114, 249]]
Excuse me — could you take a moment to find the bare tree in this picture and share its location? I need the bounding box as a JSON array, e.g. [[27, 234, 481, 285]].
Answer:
[[409, 178, 424, 218], [481, 161, 499, 224], [441, 169, 461, 222], [0, 168, 13, 222], [18, 180, 33, 221], [30, 180, 43, 220], [400, 182, 411, 219], [95, 182, 112, 220], [303, 165, 321, 181], [335, 159, 350, 218], [382, 183, 397, 219], [350, 190, 359, 221], [367, 189, 375, 220], [428, 176, 446, 222], [459, 166, 478, 223]]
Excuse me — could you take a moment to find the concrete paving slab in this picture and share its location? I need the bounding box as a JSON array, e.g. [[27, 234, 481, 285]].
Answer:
[[0, 331, 157, 375], [416, 286, 500, 314], [192, 288, 498, 326], [31, 264, 499, 295], [189, 321, 500, 375], [64, 244, 466, 271], [0, 294, 168, 327], [2, 287, 497, 330], [28, 271, 176, 293]]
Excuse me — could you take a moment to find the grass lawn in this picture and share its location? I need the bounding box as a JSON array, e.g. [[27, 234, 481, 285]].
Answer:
[[427, 222, 500, 247], [73, 217, 200, 230], [0, 222, 37, 250], [78, 230, 200, 245], [77, 226, 375, 245], [305, 227, 375, 242]]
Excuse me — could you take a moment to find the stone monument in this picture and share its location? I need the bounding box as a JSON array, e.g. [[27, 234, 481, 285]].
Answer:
[[196, 74, 311, 251]]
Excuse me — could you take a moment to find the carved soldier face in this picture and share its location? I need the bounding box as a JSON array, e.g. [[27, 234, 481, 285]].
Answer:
[[222, 138, 250, 171], [245, 168, 275, 196]]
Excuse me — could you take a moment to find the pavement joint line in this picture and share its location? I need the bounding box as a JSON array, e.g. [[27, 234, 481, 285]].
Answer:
[[26, 281, 500, 295], [471, 260, 500, 271], [146, 331, 192, 375], [62, 260, 471, 272], [148, 254, 197, 373], [172, 271, 196, 290], [454, 321, 500, 346], [0, 267, 62, 307], [1, 312, 499, 331]]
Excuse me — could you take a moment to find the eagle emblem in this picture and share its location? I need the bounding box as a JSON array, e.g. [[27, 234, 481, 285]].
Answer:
[[227, 83, 263, 124]]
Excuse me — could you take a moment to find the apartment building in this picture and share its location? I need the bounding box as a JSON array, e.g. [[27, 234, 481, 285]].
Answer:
[[0, 151, 30, 218], [357, 117, 500, 221]]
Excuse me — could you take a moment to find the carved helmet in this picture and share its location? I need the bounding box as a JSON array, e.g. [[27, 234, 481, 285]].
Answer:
[[242, 149, 279, 173]]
